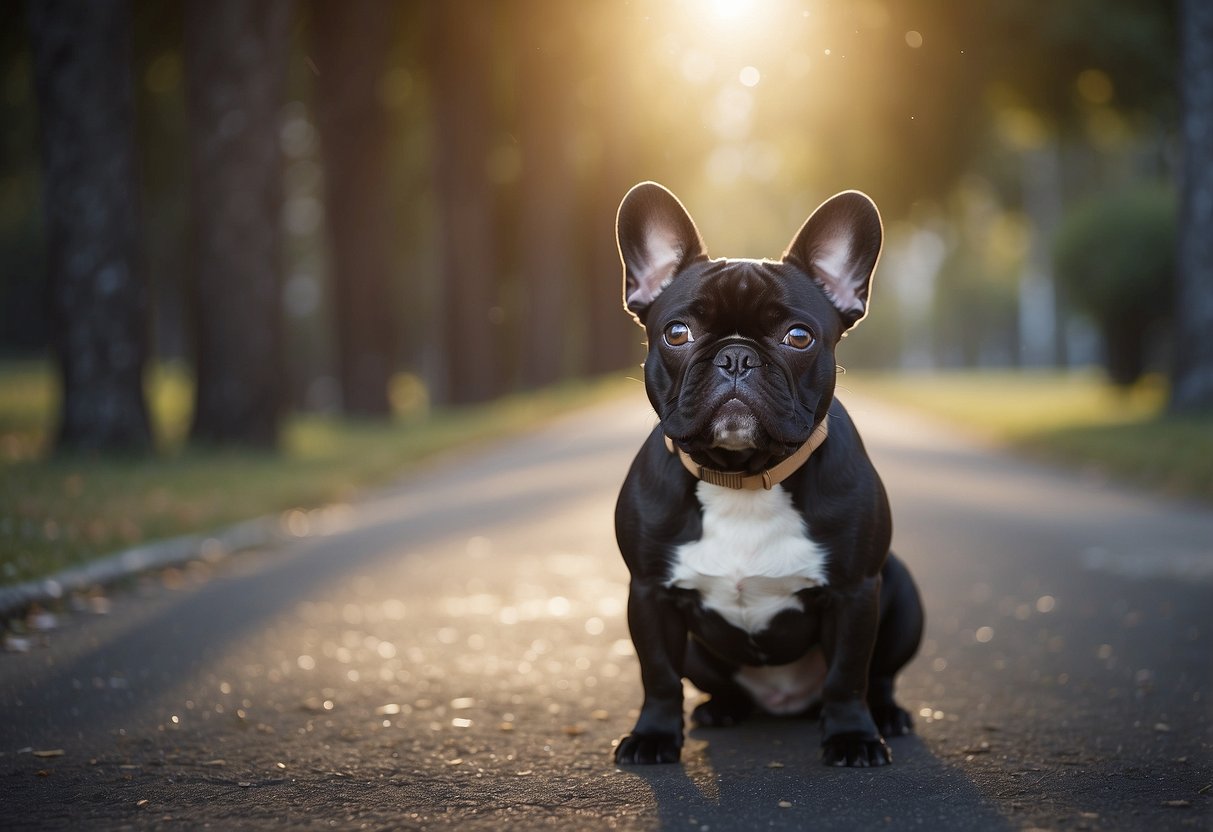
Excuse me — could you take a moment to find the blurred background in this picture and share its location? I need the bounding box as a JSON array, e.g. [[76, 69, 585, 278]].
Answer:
[[0, 0, 1206, 455]]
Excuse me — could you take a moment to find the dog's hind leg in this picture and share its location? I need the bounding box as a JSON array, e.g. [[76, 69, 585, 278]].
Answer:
[[868, 552, 924, 736]]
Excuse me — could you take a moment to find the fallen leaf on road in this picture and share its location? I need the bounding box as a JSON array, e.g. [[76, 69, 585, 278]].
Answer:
[[3, 635, 31, 653], [766, 761, 785, 769], [202, 760, 226, 767], [590, 709, 609, 721], [778, 801, 792, 808], [28, 610, 58, 631], [32, 750, 64, 758], [137, 800, 149, 808], [1162, 800, 1191, 808], [562, 724, 586, 736]]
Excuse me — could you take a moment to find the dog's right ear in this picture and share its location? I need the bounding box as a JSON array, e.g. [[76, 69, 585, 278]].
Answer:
[[616, 182, 707, 325]]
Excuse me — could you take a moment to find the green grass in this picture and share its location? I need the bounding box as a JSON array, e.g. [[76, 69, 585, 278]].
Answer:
[[845, 370, 1213, 502], [0, 360, 637, 586]]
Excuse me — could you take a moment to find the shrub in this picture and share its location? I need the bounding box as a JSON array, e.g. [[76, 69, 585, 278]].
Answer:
[[1053, 185, 1176, 386]]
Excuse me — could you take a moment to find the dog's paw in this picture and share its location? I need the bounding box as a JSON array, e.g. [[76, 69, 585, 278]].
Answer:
[[870, 702, 914, 737], [821, 732, 892, 767], [691, 696, 753, 728], [614, 732, 682, 765]]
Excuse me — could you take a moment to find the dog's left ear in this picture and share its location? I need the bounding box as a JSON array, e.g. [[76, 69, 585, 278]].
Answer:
[[783, 191, 883, 331]]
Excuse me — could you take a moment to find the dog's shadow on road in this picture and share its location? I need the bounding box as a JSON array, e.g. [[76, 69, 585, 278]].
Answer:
[[615, 718, 1013, 829]]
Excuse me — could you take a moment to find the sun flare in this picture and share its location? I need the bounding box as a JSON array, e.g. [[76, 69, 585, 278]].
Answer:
[[709, 0, 755, 21]]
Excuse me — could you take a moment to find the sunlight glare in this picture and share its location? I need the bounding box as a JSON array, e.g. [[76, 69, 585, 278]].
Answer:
[[710, 0, 754, 21]]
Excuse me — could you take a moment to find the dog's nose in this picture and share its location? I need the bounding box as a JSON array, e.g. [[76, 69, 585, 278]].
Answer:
[[714, 343, 760, 379]]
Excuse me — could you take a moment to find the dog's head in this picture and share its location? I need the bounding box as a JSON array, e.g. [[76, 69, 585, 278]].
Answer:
[[617, 182, 882, 474]]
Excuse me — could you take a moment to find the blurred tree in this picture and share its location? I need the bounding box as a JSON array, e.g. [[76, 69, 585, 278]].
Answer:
[[184, 0, 291, 447], [582, 1, 645, 376], [311, 0, 397, 417], [1053, 186, 1175, 386], [0, 5, 47, 356], [1171, 0, 1213, 413], [132, 0, 190, 363], [27, 0, 152, 453], [426, 0, 503, 404], [513, 0, 577, 389]]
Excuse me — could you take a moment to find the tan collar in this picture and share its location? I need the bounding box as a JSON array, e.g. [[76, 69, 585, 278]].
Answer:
[[663, 416, 829, 491]]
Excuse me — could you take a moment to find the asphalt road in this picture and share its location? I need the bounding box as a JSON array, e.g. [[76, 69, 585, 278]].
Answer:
[[1, 390, 1210, 830]]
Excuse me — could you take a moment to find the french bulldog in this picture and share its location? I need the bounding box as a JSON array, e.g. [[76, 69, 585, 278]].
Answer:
[[611, 182, 923, 767]]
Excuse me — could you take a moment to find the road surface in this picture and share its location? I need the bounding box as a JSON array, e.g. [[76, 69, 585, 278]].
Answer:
[[1, 390, 1210, 830]]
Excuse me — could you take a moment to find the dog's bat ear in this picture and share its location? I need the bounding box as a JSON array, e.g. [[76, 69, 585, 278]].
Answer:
[[616, 181, 707, 325], [783, 191, 883, 331]]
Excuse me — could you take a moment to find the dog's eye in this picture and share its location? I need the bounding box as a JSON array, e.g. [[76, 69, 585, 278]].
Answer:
[[664, 322, 694, 347], [782, 326, 814, 349]]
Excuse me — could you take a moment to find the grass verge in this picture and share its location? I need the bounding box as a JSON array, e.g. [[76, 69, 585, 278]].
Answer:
[[0, 361, 639, 586], [845, 370, 1213, 503]]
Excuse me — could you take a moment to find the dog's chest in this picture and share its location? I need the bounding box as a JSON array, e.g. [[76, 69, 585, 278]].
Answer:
[[667, 482, 828, 635]]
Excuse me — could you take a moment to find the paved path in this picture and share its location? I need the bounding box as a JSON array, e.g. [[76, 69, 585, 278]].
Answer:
[[1, 390, 1210, 830]]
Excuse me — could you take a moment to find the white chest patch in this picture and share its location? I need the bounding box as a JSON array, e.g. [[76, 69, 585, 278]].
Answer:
[[667, 482, 829, 635]]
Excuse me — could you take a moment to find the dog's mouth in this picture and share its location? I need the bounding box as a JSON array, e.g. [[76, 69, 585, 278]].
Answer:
[[709, 398, 760, 451], [668, 396, 805, 473]]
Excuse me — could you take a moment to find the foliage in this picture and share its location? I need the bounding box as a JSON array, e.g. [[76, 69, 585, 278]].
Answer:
[[1052, 185, 1176, 384], [1054, 185, 1176, 317]]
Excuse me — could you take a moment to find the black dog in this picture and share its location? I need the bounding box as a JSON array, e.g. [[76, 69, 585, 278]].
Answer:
[[611, 182, 923, 767]]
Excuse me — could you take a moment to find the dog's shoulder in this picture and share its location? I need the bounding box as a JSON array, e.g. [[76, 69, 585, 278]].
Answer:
[[614, 426, 702, 571]]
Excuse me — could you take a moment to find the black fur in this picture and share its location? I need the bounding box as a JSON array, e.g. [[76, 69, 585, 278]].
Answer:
[[611, 183, 924, 768]]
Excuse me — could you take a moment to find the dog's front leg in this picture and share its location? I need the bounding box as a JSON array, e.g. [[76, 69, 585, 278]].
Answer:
[[819, 573, 891, 766], [614, 579, 687, 764]]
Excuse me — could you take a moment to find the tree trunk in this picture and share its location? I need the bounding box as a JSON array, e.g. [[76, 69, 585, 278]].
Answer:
[[427, 0, 502, 405], [583, 3, 644, 377], [1101, 315, 1147, 388], [1171, 0, 1213, 413], [312, 0, 397, 417], [28, 0, 152, 454], [513, 0, 576, 390], [183, 0, 292, 446]]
